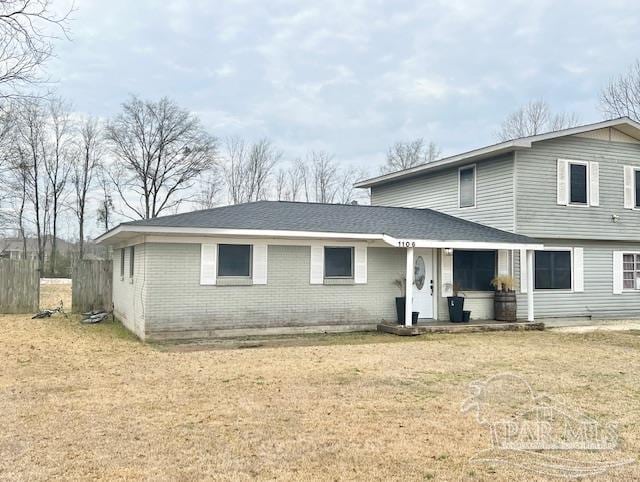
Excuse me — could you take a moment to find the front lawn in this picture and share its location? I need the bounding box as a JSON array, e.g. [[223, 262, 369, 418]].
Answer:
[[1, 308, 639, 480]]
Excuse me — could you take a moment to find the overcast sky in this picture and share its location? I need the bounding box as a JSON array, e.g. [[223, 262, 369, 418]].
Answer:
[[45, 0, 640, 237], [49, 0, 640, 167]]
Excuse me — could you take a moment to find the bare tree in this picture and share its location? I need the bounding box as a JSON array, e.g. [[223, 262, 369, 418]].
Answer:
[[194, 168, 224, 209], [382, 138, 440, 173], [600, 60, 640, 122], [222, 137, 280, 204], [336, 166, 368, 205], [275, 168, 288, 200], [96, 166, 113, 232], [71, 115, 101, 259], [44, 96, 72, 273], [0, 0, 72, 98], [14, 98, 49, 271], [496, 100, 580, 141], [105, 96, 217, 219], [309, 150, 337, 203]]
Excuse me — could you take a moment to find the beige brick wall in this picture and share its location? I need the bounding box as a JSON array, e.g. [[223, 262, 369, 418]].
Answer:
[[140, 243, 405, 337]]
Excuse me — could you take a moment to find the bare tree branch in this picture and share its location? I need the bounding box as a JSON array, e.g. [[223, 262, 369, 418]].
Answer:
[[381, 138, 440, 173], [105, 95, 218, 219], [496, 99, 580, 141], [600, 59, 640, 122]]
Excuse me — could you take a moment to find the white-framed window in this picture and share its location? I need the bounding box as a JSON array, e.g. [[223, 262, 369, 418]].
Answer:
[[622, 253, 640, 290], [324, 246, 354, 278], [453, 249, 496, 291], [120, 249, 125, 278], [569, 160, 589, 205], [623, 166, 640, 209], [557, 159, 599, 207], [534, 248, 573, 291], [129, 246, 135, 278], [217, 244, 252, 277], [458, 164, 476, 208]]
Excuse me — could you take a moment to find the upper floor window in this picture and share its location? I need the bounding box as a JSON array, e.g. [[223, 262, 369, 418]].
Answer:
[[557, 159, 599, 207], [218, 244, 252, 277], [569, 162, 588, 205], [120, 249, 125, 278], [458, 165, 476, 208], [324, 246, 353, 278]]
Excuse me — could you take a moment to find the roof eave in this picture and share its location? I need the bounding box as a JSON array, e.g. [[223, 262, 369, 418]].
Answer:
[[97, 225, 541, 250], [355, 140, 530, 188], [356, 117, 640, 189]]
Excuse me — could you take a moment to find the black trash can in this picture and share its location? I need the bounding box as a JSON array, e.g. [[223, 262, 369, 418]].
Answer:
[[462, 310, 471, 323], [447, 296, 465, 322]]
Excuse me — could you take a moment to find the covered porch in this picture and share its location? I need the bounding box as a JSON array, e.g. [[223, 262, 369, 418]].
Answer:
[[380, 235, 543, 329]]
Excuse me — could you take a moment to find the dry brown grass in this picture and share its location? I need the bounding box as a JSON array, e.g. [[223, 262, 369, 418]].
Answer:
[[39, 283, 72, 311], [1, 287, 639, 480]]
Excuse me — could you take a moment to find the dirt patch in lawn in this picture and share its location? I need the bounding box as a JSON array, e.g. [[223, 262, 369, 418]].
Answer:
[[1, 299, 639, 479]]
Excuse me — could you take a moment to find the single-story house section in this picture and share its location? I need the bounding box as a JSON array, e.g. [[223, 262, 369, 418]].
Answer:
[[96, 201, 543, 341]]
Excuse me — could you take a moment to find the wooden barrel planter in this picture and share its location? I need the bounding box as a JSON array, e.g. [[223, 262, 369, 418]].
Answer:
[[494, 291, 517, 321]]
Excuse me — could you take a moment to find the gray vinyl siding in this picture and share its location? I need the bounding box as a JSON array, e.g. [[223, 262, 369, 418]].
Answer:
[[514, 239, 640, 319], [515, 136, 640, 240], [371, 154, 515, 232], [141, 243, 404, 339]]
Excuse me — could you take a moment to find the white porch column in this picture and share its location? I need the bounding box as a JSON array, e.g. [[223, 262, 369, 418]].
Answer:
[[526, 249, 535, 321], [405, 246, 414, 327]]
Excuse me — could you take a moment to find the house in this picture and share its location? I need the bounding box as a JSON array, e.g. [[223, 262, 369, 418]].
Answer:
[[97, 116, 640, 341], [95, 202, 541, 340], [0, 236, 75, 261], [356, 117, 640, 321]]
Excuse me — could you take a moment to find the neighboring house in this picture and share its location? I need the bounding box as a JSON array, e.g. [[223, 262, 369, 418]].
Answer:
[[0, 237, 74, 261], [95, 202, 540, 341], [356, 117, 640, 321]]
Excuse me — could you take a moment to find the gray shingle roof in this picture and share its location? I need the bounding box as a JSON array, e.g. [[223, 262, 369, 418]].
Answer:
[[118, 201, 536, 245]]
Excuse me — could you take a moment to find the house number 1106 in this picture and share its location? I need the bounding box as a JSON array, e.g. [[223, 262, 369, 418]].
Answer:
[[398, 241, 416, 247]]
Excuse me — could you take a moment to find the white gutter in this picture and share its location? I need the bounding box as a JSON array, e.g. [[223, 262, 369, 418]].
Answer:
[[381, 234, 543, 251], [96, 224, 542, 251]]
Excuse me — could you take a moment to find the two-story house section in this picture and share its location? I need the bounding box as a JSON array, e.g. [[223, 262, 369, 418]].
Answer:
[[356, 117, 640, 321]]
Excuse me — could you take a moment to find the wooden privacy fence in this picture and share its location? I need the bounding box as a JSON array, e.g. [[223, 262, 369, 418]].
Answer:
[[72, 260, 113, 313], [0, 259, 40, 313]]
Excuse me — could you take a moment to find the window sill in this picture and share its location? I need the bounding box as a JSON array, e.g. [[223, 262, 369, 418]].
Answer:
[[458, 291, 494, 299], [128, 278, 134, 284], [324, 278, 354, 285], [217, 277, 253, 286], [120, 276, 124, 282]]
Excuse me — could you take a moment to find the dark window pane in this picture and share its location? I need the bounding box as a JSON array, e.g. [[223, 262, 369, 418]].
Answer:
[[534, 251, 572, 290], [120, 249, 125, 277], [570, 163, 587, 204], [635, 170, 640, 208], [325, 247, 353, 278], [218, 244, 251, 277], [129, 246, 135, 277], [459, 167, 475, 207], [453, 250, 496, 291]]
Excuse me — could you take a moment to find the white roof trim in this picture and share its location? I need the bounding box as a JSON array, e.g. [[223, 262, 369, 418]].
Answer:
[[355, 117, 640, 188], [96, 224, 541, 250]]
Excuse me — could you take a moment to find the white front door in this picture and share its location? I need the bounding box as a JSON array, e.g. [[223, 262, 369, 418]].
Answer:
[[412, 248, 434, 319]]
